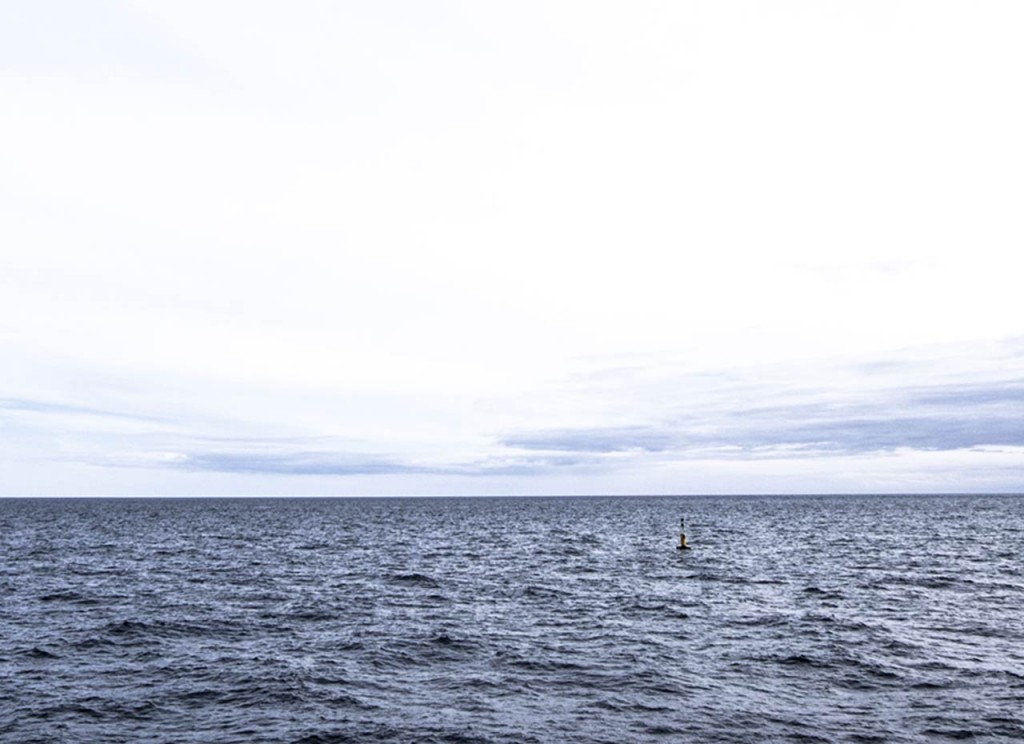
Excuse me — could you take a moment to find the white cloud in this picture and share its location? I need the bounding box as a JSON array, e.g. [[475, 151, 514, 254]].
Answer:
[[2, 1, 1023, 494]]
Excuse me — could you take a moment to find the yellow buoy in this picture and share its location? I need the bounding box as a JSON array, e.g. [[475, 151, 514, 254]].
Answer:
[[677, 516, 691, 549]]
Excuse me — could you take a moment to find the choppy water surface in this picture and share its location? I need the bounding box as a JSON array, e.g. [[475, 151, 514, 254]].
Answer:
[[2, 494, 1023, 743]]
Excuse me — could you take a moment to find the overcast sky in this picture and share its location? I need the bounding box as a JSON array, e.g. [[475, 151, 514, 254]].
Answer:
[[2, 1, 1022, 496]]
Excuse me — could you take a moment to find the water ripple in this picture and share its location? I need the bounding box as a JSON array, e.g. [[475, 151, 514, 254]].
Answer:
[[1, 494, 1022, 743]]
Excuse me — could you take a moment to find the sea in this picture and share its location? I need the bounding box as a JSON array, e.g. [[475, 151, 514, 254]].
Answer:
[[1, 494, 1022, 743]]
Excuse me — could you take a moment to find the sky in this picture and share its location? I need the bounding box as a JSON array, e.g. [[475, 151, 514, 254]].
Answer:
[[1, 1, 1022, 496]]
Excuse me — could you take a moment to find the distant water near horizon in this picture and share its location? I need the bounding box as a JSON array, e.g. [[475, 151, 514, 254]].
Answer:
[[2, 494, 1022, 743]]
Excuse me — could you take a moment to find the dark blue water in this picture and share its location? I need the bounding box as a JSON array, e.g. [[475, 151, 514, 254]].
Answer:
[[2, 494, 1022, 743]]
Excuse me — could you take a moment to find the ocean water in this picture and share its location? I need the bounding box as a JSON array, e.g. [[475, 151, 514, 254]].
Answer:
[[1, 494, 1022, 743]]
